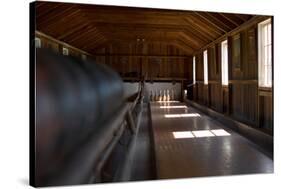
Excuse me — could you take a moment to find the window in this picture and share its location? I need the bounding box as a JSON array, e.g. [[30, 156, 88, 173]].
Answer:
[[82, 54, 87, 60], [258, 18, 272, 87], [62, 47, 69, 56], [221, 40, 228, 86], [203, 50, 208, 85], [193, 56, 196, 84], [35, 37, 41, 48]]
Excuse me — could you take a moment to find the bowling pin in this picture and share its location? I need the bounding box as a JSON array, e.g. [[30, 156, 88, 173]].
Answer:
[[167, 90, 170, 101]]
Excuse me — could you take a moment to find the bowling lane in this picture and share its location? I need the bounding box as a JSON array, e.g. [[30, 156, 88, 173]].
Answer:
[[150, 101, 273, 179]]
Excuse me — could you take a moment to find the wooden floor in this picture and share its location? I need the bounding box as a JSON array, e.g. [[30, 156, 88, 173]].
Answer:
[[150, 101, 273, 179]]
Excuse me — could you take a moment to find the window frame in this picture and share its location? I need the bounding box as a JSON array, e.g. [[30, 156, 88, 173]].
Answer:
[[35, 37, 41, 48], [193, 56, 196, 84], [221, 39, 229, 86], [203, 50, 208, 85], [258, 18, 272, 88], [62, 47, 69, 56]]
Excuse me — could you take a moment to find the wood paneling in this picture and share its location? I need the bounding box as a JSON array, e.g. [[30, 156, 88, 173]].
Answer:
[[231, 84, 258, 126], [35, 1, 254, 56], [35, 32, 89, 59], [34, 1, 273, 133], [197, 83, 204, 103], [192, 17, 273, 133], [35, 31, 193, 80], [195, 53, 204, 81], [232, 33, 242, 72], [91, 42, 193, 79], [209, 84, 222, 112], [259, 96, 273, 130]]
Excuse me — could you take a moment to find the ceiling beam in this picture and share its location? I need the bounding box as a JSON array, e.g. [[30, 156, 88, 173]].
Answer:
[[182, 17, 212, 43], [194, 15, 270, 54], [36, 2, 256, 57], [219, 13, 240, 27], [205, 12, 233, 31], [182, 16, 217, 41], [234, 14, 248, 22], [193, 12, 228, 33]]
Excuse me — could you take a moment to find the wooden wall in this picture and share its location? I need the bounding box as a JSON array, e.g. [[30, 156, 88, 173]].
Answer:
[[191, 18, 273, 133], [35, 19, 273, 133], [92, 42, 193, 81], [35, 31, 193, 82], [35, 31, 90, 60]]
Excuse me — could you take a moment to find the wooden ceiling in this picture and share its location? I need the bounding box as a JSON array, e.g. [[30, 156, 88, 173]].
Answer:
[[35, 1, 255, 56]]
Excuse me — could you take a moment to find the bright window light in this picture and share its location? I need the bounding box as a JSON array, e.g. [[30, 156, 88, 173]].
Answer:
[[192, 130, 215, 137], [203, 50, 208, 85], [210, 129, 231, 136], [258, 18, 272, 87], [165, 113, 201, 118], [160, 105, 187, 109], [62, 47, 69, 56], [221, 40, 229, 86], [35, 37, 41, 48], [193, 56, 196, 84], [173, 131, 194, 139]]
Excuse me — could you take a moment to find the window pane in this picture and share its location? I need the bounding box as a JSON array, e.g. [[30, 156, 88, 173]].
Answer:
[[258, 18, 272, 87], [203, 50, 208, 85], [35, 37, 41, 48], [221, 40, 228, 86], [268, 23, 272, 45], [193, 56, 196, 84]]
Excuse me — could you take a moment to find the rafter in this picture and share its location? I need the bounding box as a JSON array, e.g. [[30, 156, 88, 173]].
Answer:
[[35, 2, 255, 58], [205, 12, 233, 30], [193, 12, 228, 33], [219, 13, 240, 27]]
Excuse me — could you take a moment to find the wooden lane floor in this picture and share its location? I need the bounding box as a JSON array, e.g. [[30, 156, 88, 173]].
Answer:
[[150, 101, 273, 179]]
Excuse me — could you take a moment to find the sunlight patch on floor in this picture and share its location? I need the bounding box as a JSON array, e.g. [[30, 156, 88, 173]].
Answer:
[[172, 129, 231, 139], [165, 113, 201, 118]]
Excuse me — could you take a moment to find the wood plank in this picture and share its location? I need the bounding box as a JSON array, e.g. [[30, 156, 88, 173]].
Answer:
[[92, 54, 189, 58], [219, 13, 240, 27], [194, 16, 270, 54], [194, 12, 228, 33], [35, 31, 92, 56], [150, 102, 273, 179]]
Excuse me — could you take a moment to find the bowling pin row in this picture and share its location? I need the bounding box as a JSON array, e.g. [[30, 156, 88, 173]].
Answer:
[[150, 90, 175, 102]]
